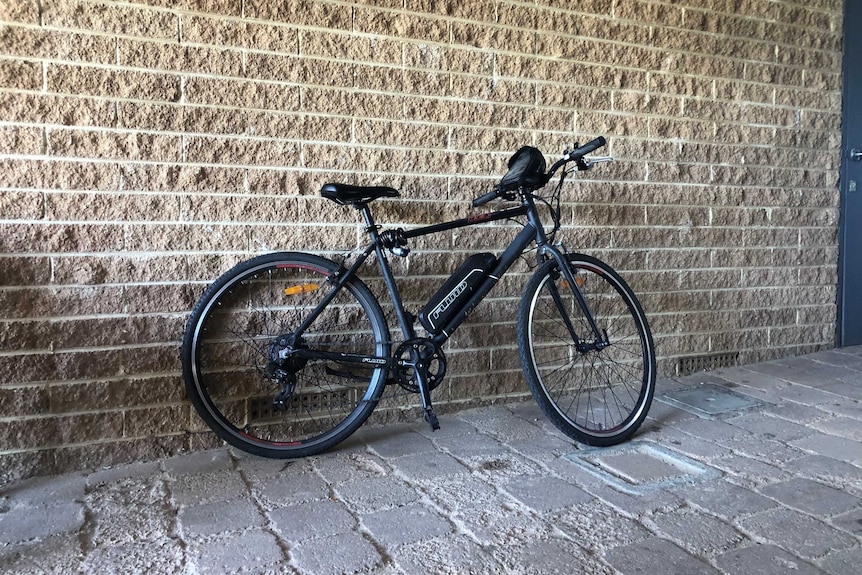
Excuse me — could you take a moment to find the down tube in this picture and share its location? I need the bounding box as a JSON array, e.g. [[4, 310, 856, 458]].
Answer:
[[432, 224, 537, 341]]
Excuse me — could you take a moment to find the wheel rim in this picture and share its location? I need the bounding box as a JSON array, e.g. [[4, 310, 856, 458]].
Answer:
[[527, 261, 652, 438], [189, 261, 386, 451]]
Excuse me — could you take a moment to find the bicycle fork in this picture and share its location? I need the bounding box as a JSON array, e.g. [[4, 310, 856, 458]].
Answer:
[[539, 245, 609, 352]]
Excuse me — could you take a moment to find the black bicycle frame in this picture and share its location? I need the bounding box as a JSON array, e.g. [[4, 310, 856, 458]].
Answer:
[[289, 193, 604, 366]]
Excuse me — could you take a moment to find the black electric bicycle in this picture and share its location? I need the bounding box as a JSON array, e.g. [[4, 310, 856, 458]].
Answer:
[[181, 136, 656, 458]]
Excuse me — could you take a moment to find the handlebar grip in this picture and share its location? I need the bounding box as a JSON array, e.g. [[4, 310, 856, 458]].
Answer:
[[570, 136, 606, 159], [472, 189, 499, 208]]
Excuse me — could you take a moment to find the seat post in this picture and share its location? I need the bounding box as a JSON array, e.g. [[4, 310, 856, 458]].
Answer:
[[356, 203, 378, 235]]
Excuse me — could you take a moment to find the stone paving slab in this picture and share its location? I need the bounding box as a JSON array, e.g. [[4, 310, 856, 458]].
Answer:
[[2, 348, 862, 574]]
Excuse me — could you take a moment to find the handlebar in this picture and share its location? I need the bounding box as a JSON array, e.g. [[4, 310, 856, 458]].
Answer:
[[472, 189, 500, 208], [568, 136, 606, 159]]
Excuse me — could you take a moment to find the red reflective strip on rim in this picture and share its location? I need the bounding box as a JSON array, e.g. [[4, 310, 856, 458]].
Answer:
[[238, 430, 302, 447]]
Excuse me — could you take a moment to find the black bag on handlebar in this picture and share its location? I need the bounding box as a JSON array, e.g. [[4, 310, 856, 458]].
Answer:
[[498, 146, 546, 192]]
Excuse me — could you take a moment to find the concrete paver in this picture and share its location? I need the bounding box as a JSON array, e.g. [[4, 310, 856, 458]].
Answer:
[[2, 347, 862, 574]]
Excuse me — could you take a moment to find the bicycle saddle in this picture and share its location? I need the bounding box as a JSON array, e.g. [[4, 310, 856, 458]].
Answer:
[[320, 183, 400, 206]]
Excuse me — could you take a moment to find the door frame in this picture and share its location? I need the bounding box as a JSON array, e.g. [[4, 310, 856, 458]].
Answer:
[[838, 0, 857, 347]]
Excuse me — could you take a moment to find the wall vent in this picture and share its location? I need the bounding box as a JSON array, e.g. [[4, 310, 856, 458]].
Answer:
[[676, 352, 739, 376]]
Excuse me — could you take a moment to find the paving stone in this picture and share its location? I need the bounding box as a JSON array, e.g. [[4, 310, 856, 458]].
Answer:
[[0, 502, 84, 544], [332, 474, 419, 514], [831, 507, 862, 536], [431, 429, 506, 457], [465, 450, 545, 478], [677, 480, 779, 520], [551, 499, 653, 553], [816, 545, 862, 575], [0, 533, 84, 574], [311, 451, 390, 484], [2, 472, 87, 507], [648, 507, 747, 557], [163, 448, 233, 476], [710, 453, 791, 485], [169, 469, 248, 506], [781, 454, 862, 484], [363, 425, 437, 458], [253, 470, 331, 507], [736, 507, 857, 559], [715, 544, 827, 575], [758, 477, 861, 517], [270, 498, 355, 542], [81, 537, 186, 574], [447, 494, 530, 545], [290, 531, 382, 575], [790, 434, 862, 466], [392, 533, 502, 575], [179, 497, 265, 537], [389, 451, 470, 481], [810, 415, 862, 441], [581, 479, 683, 518], [501, 475, 592, 513], [420, 474, 500, 513], [361, 502, 452, 547], [719, 367, 789, 391], [725, 412, 815, 442], [718, 436, 807, 465], [817, 380, 862, 401], [668, 417, 751, 443], [761, 401, 832, 425], [492, 533, 606, 575], [605, 537, 720, 575], [192, 529, 284, 574], [87, 461, 161, 487], [651, 428, 734, 461], [466, 407, 547, 441], [87, 484, 174, 547], [774, 384, 841, 406]]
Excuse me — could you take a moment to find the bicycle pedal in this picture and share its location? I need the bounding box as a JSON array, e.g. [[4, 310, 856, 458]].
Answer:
[[424, 408, 441, 431]]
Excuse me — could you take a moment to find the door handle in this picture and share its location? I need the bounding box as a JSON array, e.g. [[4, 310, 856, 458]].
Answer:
[[851, 149, 862, 161]]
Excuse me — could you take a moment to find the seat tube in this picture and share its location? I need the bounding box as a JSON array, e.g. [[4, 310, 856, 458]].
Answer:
[[358, 204, 416, 340]]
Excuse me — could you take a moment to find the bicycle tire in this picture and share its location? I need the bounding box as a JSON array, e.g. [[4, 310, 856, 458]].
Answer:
[[517, 253, 655, 446], [181, 252, 390, 458]]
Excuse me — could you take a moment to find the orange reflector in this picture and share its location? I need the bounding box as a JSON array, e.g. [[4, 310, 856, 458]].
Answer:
[[560, 277, 584, 290], [284, 283, 319, 296]]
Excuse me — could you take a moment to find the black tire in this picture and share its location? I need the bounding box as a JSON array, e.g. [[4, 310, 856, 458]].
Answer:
[[517, 253, 655, 446], [181, 252, 390, 458]]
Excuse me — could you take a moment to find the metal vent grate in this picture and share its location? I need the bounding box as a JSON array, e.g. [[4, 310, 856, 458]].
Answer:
[[248, 389, 355, 423], [676, 352, 739, 376]]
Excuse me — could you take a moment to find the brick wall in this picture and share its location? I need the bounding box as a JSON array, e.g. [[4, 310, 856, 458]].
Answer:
[[0, 0, 844, 481]]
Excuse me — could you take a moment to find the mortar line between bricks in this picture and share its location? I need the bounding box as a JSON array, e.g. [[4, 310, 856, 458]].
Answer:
[[234, 454, 298, 574], [157, 461, 194, 573], [316, 452, 400, 572]]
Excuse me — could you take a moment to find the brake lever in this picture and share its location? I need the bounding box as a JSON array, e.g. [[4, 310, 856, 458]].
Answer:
[[579, 155, 614, 170]]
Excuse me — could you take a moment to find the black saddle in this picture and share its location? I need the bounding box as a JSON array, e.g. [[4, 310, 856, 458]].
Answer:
[[321, 183, 400, 206]]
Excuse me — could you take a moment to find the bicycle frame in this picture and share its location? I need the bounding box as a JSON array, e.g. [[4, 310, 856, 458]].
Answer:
[[288, 191, 605, 366]]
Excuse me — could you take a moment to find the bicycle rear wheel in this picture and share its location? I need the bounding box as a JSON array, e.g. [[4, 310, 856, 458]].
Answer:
[[181, 252, 390, 458], [517, 253, 655, 446]]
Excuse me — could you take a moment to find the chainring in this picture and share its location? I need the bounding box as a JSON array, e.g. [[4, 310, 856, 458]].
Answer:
[[394, 338, 447, 393]]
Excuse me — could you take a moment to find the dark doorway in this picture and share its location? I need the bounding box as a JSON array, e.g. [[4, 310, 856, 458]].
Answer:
[[838, 1, 862, 346]]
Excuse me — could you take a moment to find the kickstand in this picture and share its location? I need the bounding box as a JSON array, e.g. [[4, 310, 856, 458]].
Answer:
[[424, 407, 440, 431]]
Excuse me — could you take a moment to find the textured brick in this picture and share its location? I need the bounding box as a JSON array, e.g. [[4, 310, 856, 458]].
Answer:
[[43, 0, 178, 41], [0, 26, 117, 65], [0, 59, 42, 90]]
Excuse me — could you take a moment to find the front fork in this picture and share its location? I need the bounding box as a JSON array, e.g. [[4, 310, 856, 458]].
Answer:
[[537, 244, 609, 351]]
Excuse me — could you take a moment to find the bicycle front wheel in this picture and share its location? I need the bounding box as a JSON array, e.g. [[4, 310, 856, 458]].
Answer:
[[182, 252, 390, 458], [517, 253, 655, 446]]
